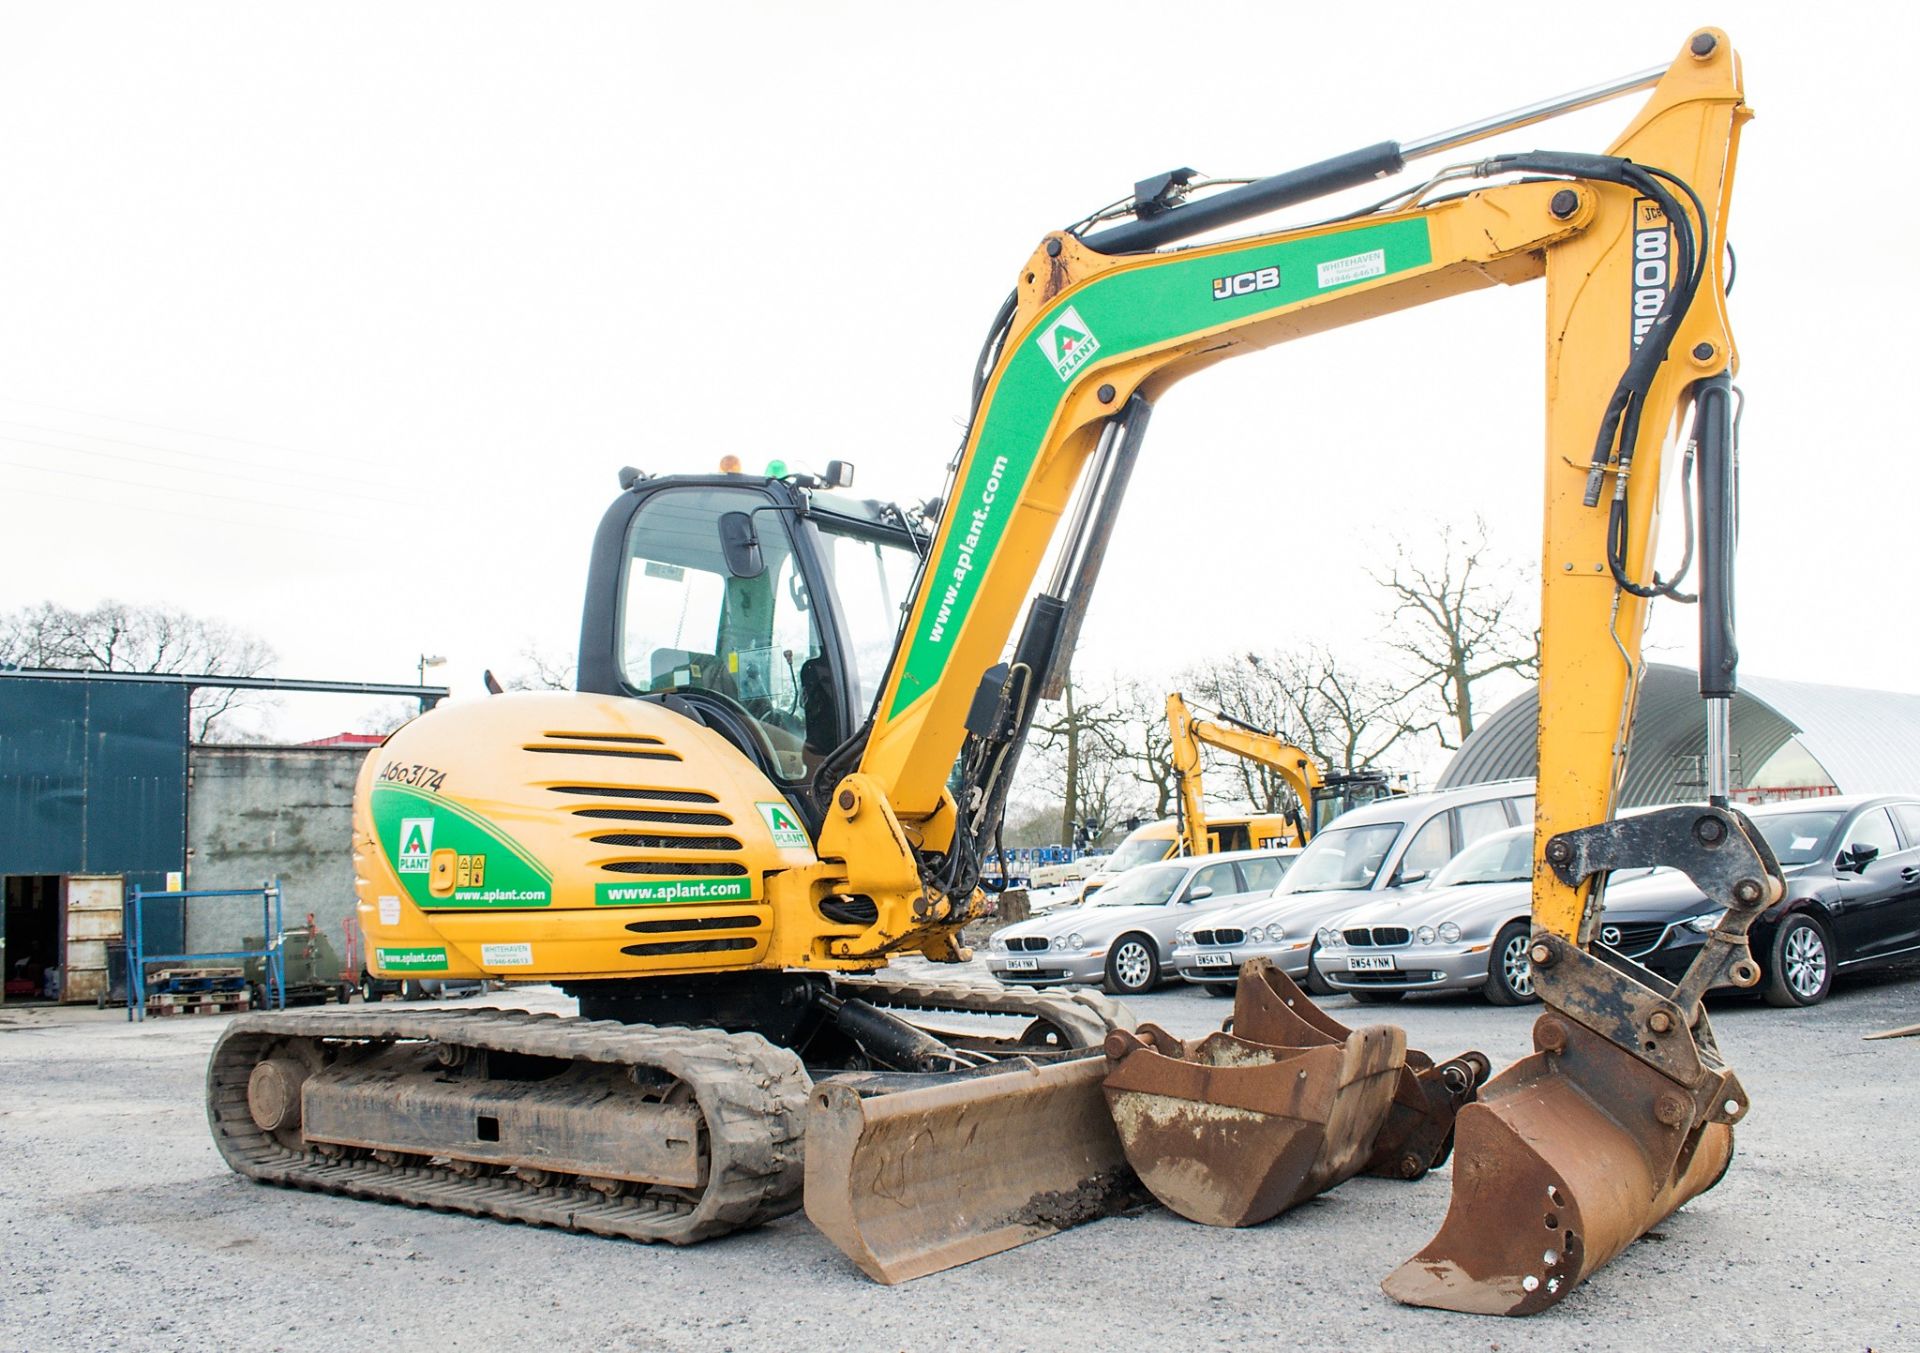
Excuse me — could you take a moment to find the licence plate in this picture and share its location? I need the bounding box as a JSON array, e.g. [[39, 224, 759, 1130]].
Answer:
[[1195, 952, 1235, 968], [1005, 957, 1038, 971], [1347, 955, 1397, 972]]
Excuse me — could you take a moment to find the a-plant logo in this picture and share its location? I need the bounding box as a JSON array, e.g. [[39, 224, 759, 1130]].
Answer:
[[1035, 306, 1100, 381], [757, 801, 811, 850], [397, 817, 434, 873]]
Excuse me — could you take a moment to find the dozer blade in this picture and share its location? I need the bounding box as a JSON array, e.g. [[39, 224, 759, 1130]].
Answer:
[[1102, 1019, 1403, 1228], [1384, 1009, 1735, 1315], [804, 1054, 1138, 1283], [1230, 958, 1490, 1180]]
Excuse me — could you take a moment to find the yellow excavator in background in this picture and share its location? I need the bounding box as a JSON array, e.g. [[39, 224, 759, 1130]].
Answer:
[[1165, 690, 1399, 855], [209, 31, 1781, 1316]]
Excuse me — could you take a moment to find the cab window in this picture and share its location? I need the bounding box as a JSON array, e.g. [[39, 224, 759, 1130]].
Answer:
[[617, 486, 826, 782], [1455, 800, 1512, 850]]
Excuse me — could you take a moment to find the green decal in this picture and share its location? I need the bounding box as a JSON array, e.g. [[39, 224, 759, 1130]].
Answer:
[[376, 946, 448, 971], [369, 783, 554, 909], [886, 216, 1433, 721], [756, 801, 811, 850], [595, 878, 756, 906]]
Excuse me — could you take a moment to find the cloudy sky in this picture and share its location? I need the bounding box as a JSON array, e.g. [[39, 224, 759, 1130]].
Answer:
[[1, 2, 1911, 757]]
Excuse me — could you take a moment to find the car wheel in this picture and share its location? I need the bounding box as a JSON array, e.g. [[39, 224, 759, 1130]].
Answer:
[[1350, 990, 1405, 1004], [1303, 941, 1335, 996], [1203, 982, 1236, 999], [1102, 934, 1160, 996], [1763, 913, 1834, 1007], [358, 971, 380, 1003], [1485, 921, 1539, 1006], [401, 979, 428, 1002]]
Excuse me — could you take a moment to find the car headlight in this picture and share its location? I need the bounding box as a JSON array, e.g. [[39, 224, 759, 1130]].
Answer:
[[1417, 925, 1437, 946], [1066, 932, 1085, 950], [1174, 930, 1192, 947], [1241, 925, 1261, 945], [989, 934, 1008, 951], [1437, 922, 1461, 944], [1683, 910, 1725, 935], [1316, 927, 1345, 950]]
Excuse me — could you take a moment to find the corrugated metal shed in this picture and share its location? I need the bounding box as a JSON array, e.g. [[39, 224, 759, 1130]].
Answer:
[[0, 676, 190, 947], [1439, 663, 1920, 804]]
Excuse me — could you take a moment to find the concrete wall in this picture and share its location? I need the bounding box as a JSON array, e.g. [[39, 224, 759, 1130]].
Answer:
[[185, 746, 364, 957]]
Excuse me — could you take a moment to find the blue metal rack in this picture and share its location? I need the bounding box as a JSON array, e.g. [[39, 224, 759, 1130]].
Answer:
[[125, 881, 286, 1022]]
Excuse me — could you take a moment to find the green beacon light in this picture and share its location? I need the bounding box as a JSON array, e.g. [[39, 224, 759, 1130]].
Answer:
[[764, 459, 788, 479]]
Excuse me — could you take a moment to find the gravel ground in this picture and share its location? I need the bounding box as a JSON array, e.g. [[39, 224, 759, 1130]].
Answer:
[[2, 963, 1915, 1353]]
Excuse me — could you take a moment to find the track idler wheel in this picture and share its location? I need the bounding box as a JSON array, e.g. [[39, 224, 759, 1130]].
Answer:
[[1385, 936, 1746, 1315], [1229, 958, 1490, 1179], [1101, 1017, 1404, 1228]]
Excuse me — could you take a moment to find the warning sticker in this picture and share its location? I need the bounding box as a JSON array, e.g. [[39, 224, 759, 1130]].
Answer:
[[377, 895, 401, 926]]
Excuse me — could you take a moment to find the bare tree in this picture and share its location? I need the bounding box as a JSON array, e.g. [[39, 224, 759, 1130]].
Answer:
[[1026, 673, 1140, 847], [1187, 648, 1421, 786], [1109, 677, 1183, 818], [504, 642, 576, 691], [1374, 517, 1540, 748], [0, 599, 276, 740]]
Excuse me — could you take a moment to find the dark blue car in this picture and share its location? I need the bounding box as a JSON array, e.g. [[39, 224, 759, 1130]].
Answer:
[[1600, 794, 1920, 1007]]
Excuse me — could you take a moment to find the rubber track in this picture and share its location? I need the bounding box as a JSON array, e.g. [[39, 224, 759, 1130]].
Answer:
[[207, 982, 1134, 1245], [207, 1009, 810, 1245]]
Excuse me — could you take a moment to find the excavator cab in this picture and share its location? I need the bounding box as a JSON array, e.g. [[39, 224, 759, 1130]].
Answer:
[[575, 473, 925, 805], [1309, 772, 1398, 835]]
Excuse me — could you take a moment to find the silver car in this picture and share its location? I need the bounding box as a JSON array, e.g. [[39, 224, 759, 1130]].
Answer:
[[1169, 779, 1535, 990], [983, 849, 1298, 996], [1312, 822, 1671, 1004]]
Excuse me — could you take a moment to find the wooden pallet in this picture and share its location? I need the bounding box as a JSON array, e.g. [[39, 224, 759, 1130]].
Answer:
[[146, 991, 252, 1017]]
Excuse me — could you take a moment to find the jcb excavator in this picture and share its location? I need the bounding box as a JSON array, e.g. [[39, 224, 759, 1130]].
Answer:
[[1166, 690, 1398, 853], [210, 31, 1779, 1315]]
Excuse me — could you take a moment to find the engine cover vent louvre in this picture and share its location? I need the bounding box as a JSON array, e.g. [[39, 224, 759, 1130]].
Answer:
[[601, 860, 748, 877], [624, 915, 761, 935], [571, 807, 734, 827], [547, 786, 719, 804], [621, 937, 759, 957], [589, 833, 744, 852]]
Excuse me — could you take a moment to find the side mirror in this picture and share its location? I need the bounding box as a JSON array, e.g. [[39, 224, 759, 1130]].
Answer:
[[824, 459, 855, 489], [718, 511, 765, 578], [1394, 869, 1431, 888], [1841, 844, 1879, 873], [1184, 885, 1214, 902]]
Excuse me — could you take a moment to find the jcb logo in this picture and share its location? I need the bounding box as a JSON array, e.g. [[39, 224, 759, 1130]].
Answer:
[[1212, 265, 1280, 301]]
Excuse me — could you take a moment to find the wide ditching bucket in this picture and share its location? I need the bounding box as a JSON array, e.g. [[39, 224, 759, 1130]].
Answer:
[[804, 1055, 1140, 1283]]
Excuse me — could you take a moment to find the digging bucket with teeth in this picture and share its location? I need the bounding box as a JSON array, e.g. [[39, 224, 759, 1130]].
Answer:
[[1385, 804, 1780, 1315]]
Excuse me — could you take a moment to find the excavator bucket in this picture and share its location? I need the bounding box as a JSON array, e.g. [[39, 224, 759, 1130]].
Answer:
[[1101, 1018, 1404, 1228], [1384, 1007, 1735, 1315], [1386, 806, 1775, 1315], [804, 1055, 1140, 1284], [1230, 959, 1490, 1180]]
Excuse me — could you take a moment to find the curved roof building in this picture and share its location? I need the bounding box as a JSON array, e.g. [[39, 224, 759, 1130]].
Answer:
[[1438, 663, 1920, 805]]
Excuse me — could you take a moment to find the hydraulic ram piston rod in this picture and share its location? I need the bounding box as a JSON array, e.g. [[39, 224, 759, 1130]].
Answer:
[[1088, 62, 1666, 254]]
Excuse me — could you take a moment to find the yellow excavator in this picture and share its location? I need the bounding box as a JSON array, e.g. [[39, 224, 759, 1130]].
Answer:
[[1165, 689, 1399, 854], [209, 31, 1781, 1315]]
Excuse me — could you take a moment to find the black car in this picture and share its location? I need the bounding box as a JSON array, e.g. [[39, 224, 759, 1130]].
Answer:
[[1599, 794, 1920, 1007]]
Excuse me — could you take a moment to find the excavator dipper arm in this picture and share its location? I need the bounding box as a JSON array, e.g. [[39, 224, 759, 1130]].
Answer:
[[808, 28, 1773, 1314]]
